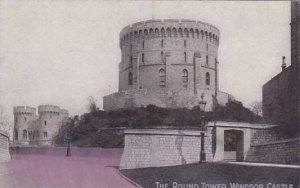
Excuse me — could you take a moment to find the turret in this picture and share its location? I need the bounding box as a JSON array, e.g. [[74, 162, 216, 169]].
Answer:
[[13, 106, 36, 145]]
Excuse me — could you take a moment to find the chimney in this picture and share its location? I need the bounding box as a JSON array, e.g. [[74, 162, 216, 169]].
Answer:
[[281, 56, 287, 71]]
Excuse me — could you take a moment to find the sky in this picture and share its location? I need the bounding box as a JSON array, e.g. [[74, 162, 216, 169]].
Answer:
[[0, 1, 290, 119]]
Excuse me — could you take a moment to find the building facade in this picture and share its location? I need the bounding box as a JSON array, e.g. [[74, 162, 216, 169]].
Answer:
[[13, 105, 68, 146], [103, 19, 233, 111], [263, 1, 300, 130]]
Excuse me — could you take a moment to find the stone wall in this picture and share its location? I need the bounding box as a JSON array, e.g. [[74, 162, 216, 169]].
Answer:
[[120, 129, 211, 169], [0, 131, 10, 162], [250, 127, 287, 145], [246, 137, 300, 165]]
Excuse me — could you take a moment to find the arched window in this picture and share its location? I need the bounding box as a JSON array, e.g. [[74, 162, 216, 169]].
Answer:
[[172, 28, 177, 37], [142, 53, 144, 62], [44, 121, 47, 126], [206, 55, 209, 65], [196, 29, 200, 39], [182, 69, 188, 85], [23, 129, 27, 139], [159, 69, 166, 87], [161, 51, 164, 62], [184, 40, 187, 48], [178, 28, 183, 37], [161, 40, 164, 48], [128, 72, 133, 85], [184, 52, 187, 62], [43, 132, 48, 138], [142, 41, 144, 49], [130, 56, 133, 65], [14, 129, 18, 141], [166, 28, 171, 37], [190, 29, 194, 38], [161, 28, 166, 37], [155, 28, 159, 37], [206, 72, 210, 85], [184, 28, 189, 38]]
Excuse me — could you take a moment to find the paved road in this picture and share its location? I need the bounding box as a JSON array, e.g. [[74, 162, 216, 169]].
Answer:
[[0, 148, 136, 188]]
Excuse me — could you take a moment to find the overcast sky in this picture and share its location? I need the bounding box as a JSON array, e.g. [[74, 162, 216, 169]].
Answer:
[[0, 1, 290, 118]]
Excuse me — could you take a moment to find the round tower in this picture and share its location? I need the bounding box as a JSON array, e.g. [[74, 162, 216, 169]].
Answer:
[[38, 105, 61, 145], [119, 19, 220, 93], [103, 19, 232, 111], [13, 106, 36, 145]]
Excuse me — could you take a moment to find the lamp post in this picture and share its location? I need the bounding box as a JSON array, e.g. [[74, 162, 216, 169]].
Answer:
[[199, 93, 207, 163], [65, 125, 71, 157]]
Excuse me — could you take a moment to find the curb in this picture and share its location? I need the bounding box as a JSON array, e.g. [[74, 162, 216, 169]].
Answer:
[[116, 168, 142, 188]]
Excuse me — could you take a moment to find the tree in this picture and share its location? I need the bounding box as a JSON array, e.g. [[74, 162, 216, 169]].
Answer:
[[0, 106, 13, 139], [87, 96, 99, 113], [250, 101, 263, 116]]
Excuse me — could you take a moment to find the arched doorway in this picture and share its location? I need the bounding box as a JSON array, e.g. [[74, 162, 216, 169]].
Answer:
[[224, 130, 244, 162]]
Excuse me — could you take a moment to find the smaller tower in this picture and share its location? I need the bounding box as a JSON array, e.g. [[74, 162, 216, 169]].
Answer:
[[281, 56, 287, 71], [13, 106, 36, 145], [38, 105, 61, 145]]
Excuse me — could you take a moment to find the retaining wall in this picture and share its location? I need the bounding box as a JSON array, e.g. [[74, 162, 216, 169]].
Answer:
[[120, 129, 211, 169], [0, 131, 10, 162], [246, 137, 300, 165]]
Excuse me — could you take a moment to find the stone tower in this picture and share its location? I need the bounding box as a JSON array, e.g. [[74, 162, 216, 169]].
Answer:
[[38, 105, 61, 145], [103, 19, 233, 111], [13, 106, 37, 145]]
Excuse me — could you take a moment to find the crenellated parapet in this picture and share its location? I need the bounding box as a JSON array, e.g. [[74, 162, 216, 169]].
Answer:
[[38, 105, 61, 114], [120, 19, 220, 47], [13, 106, 36, 115]]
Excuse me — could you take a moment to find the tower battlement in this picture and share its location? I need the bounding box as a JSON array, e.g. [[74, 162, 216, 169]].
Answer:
[[120, 19, 220, 48], [38, 105, 61, 114], [13, 106, 36, 115]]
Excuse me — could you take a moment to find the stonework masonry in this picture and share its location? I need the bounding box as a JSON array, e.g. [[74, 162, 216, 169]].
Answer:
[[0, 130, 10, 162], [103, 19, 233, 111], [120, 129, 213, 169], [120, 122, 292, 169], [13, 105, 68, 146], [246, 138, 300, 165]]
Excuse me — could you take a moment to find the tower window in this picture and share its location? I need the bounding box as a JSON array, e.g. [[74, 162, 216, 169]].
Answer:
[[206, 44, 209, 51], [184, 52, 187, 62], [161, 51, 164, 62], [184, 40, 187, 48], [206, 72, 210, 85], [44, 121, 47, 126], [161, 40, 164, 48], [23, 129, 27, 139], [128, 72, 133, 85], [142, 53, 144, 62], [142, 41, 144, 49], [159, 69, 166, 87], [130, 56, 133, 65], [206, 55, 209, 65], [14, 129, 18, 141], [43, 132, 48, 138], [182, 69, 188, 86]]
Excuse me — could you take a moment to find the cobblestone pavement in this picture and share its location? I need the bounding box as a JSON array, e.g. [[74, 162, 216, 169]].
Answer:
[[0, 148, 136, 188]]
